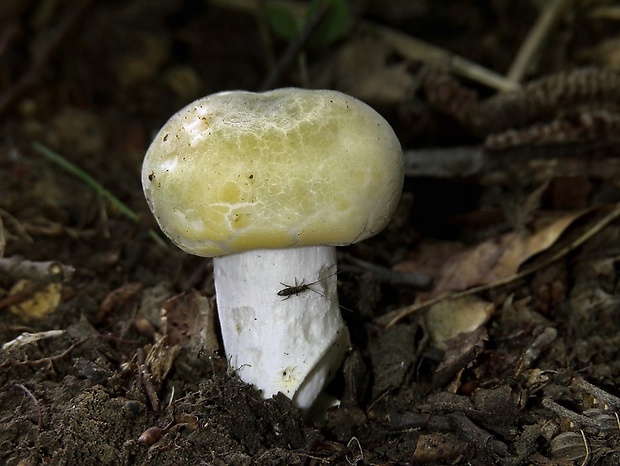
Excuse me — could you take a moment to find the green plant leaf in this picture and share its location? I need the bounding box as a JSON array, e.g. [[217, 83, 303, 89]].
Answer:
[[265, 5, 300, 42], [307, 0, 349, 47]]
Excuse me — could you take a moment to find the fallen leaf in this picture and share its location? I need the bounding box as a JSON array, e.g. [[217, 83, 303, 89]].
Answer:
[[504, 179, 549, 230], [433, 327, 487, 388], [433, 209, 591, 295], [96, 282, 142, 323], [145, 336, 181, 384], [162, 290, 219, 356], [425, 295, 494, 346]]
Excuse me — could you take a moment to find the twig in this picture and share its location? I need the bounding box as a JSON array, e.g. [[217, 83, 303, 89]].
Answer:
[[1, 338, 86, 368], [2, 330, 65, 351], [209, 0, 519, 92], [449, 412, 509, 457], [136, 348, 160, 412], [571, 377, 620, 410], [403, 142, 620, 182], [403, 147, 484, 178], [0, 207, 34, 243], [507, 0, 573, 83], [346, 436, 364, 464], [579, 430, 590, 466], [0, 256, 74, 283], [358, 22, 519, 92], [14, 383, 43, 432], [0, 0, 94, 118], [590, 5, 620, 20], [341, 255, 433, 290], [31, 141, 167, 249], [376, 202, 620, 327], [542, 398, 604, 430]]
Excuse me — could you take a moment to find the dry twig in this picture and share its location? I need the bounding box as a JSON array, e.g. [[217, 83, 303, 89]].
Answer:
[[507, 0, 573, 83], [14, 383, 43, 432], [1, 339, 87, 368], [0, 256, 74, 283], [136, 348, 160, 412], [209, 0, 519, 92], [258, 1, 330, 90]]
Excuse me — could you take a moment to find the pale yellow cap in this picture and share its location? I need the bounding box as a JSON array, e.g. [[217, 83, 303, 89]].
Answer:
[[142, 88, 403, 257]]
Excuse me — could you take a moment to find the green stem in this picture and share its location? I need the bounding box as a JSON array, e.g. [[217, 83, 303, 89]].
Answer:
[[31, 141, 168, 249]]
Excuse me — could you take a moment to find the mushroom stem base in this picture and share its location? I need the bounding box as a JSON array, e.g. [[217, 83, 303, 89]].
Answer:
[[213, 246, 350, 410]]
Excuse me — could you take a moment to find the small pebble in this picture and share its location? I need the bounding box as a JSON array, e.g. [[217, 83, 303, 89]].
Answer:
[[138, 426, 162, 446]]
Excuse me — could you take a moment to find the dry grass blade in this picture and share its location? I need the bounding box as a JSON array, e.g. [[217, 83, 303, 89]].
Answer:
[[359, 22, 519, 92], [210, 0, 519, 92], [507, 0, 573, 83]]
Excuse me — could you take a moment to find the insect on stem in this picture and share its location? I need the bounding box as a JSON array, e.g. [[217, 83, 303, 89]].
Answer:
[[277, 271, 339, 300]]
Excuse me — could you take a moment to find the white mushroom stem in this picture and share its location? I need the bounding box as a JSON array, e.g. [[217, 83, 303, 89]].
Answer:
[[213, 245, 351, 410]]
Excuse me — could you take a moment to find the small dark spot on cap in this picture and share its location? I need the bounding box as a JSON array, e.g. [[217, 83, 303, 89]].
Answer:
[[163, 133, 169, 142]]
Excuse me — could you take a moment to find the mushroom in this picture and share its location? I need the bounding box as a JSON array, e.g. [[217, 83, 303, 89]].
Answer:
[[142, 88, 403, 409]]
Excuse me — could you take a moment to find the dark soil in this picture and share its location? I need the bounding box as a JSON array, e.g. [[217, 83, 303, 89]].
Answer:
[[2, 1, 620, 465]]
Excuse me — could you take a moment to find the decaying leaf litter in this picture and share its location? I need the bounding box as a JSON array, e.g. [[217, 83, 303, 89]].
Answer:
[[3, 0, 620, 464]]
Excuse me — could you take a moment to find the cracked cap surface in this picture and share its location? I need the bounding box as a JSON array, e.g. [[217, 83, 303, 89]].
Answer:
[[142, 88, 403, 257]]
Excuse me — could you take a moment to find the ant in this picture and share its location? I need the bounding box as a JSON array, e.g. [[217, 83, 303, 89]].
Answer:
[[277, 271, 339, 300]]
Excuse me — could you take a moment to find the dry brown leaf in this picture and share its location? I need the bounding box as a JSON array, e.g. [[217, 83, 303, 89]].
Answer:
[[394, 240, 466, 280], [504, 180, 549, 230], [145, 335, 181, 384], [96, 282, 142, 323], [162, 290, 219, 356], [433, 327, 487, 388], [425, 295, 494, 346], [433, 209, 591, 295]]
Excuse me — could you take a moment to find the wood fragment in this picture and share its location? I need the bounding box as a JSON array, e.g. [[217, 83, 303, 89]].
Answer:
[[1, 339, 86, 368], [14, 383, 43, 432], [507, 0, 572, 83], [426, 67, 620, 136], [137, 348, 160, 412], [0, 256, 75, 283], [403, 144, 620, 183], [449, 412, 509, 458], [210, 0, 519, 92]]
